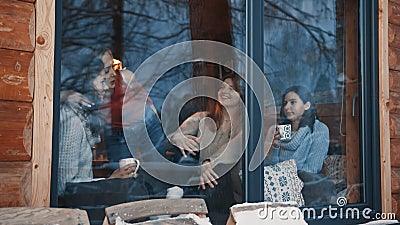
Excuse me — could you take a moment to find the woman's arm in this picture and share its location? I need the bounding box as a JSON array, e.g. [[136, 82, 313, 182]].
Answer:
[[264, 125, 281, 165], [168, 112, 206, 157], [198, 131, 244, 189], [60, 90, 94, 108]]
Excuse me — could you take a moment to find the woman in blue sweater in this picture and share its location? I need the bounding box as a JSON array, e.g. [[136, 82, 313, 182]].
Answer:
[[267, 85, 329, 173]]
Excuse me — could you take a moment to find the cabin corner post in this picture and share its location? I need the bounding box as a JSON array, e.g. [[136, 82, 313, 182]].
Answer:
[[378, 0, 391, 214], [32, 0, 55, 207]]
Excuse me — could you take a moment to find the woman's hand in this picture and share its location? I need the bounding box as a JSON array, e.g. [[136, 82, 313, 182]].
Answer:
[[199, 161, 219, 190], [272, 130, 281, 148], [108, 163, 138, 179], [170, 132, 199, 157], [60, 90, 94, 108]]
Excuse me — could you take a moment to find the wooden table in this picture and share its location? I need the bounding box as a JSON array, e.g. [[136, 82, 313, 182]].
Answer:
[[0, 207, 90, 225]]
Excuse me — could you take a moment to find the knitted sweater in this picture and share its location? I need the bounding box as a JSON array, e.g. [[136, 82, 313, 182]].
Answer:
[[58, 104, 100, 195], [267, 119, 329, 173]]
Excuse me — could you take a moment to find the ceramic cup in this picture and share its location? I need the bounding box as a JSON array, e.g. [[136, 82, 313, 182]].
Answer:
[[119, 158, 140, 177], [276, 124, 291, 141]]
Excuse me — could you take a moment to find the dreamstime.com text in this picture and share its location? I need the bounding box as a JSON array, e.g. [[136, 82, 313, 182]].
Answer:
[[258, 198, 396, 221]]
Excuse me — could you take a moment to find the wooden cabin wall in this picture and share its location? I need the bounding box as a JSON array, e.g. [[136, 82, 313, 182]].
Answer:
[[388, 0, 400, 216], [0, 0, 54, 207]]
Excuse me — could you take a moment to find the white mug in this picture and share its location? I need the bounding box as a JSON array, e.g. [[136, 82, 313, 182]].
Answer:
[[276, 124, 291, 141], [119, 158, 140, 176]]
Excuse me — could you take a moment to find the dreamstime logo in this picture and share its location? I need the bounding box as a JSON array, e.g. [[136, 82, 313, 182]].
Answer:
[[336, 196, 347, 207], [256, 197, 382, 221], [122, 40, 276, 186]]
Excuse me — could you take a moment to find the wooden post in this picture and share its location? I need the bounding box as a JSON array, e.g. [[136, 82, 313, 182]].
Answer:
[[379, 0, 392, 213], [31, 0, 55, 206]]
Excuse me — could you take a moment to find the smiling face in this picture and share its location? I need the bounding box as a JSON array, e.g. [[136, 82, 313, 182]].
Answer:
[[283, 91, 311, 123], [217, 78, 241, 108]]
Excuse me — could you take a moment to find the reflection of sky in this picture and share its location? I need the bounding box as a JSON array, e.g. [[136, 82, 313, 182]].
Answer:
[[61, 0, 246, 152], [264, 0, 340, 104]]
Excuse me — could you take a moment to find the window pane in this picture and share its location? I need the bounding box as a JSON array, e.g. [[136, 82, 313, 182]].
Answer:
[[263, 0, 363, 208], [58, 1, 245, 225]]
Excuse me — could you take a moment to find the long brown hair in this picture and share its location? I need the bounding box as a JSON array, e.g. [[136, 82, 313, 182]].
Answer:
[[207, 74, 242, 129]]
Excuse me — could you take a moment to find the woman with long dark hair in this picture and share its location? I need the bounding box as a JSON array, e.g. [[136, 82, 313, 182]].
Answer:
[[58, 49, 137, 195], [268, 85, 329, 173]]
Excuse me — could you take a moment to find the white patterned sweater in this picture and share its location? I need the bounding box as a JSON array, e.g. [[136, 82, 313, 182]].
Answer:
[[58, 104, 101, 195]]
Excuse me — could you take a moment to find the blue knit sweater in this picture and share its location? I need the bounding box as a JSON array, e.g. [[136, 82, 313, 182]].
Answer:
[[267, 119, 329, 173]]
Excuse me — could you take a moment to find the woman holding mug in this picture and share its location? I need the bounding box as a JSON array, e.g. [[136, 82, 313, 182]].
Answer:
[[58, 49, 137, 195], [267, 85, 329, 173]]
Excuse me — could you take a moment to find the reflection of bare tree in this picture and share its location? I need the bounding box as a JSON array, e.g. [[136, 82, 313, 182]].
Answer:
[[265, 0, 335, 58], [61, 0, 247, 110], [263, 0, 340, 102], [62, 0, 190, 62]]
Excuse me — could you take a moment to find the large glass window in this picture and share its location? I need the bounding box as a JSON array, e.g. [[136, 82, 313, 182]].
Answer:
[[263, 0, 362, 206], [57, 1, 245, 225], [54, 0, 380, 224], [259, 0, 380, 223]]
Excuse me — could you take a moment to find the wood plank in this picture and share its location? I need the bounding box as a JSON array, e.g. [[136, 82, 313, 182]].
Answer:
[[389, 23, 400, 49], [392, 194, 400, 216], [132, 218, 201, 225], [0, 101, 32, 161], [0, 207, 90, 224], [390, 70, 400, 92], [0, 0, 35, 52], [0, 49, 34, 102], [391, 0, 400, 6], [391, 139, 400, 167], [389, 91, 400, 114], [0, 162, 31, 206], [105, 198, 208, 225], [390, 114, 400, 138], [31, 0, 54, 207], [389, 1, 400, 26], [389, 47, 400, 71], [392, 167, 400, 194]]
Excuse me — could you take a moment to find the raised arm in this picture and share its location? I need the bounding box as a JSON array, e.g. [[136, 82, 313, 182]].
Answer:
[[168, 111, 207, 157]]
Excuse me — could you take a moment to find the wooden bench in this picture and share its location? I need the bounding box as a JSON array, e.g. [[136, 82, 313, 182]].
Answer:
[[103, 198, 208, 225], [0, 207, 90, 225]]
